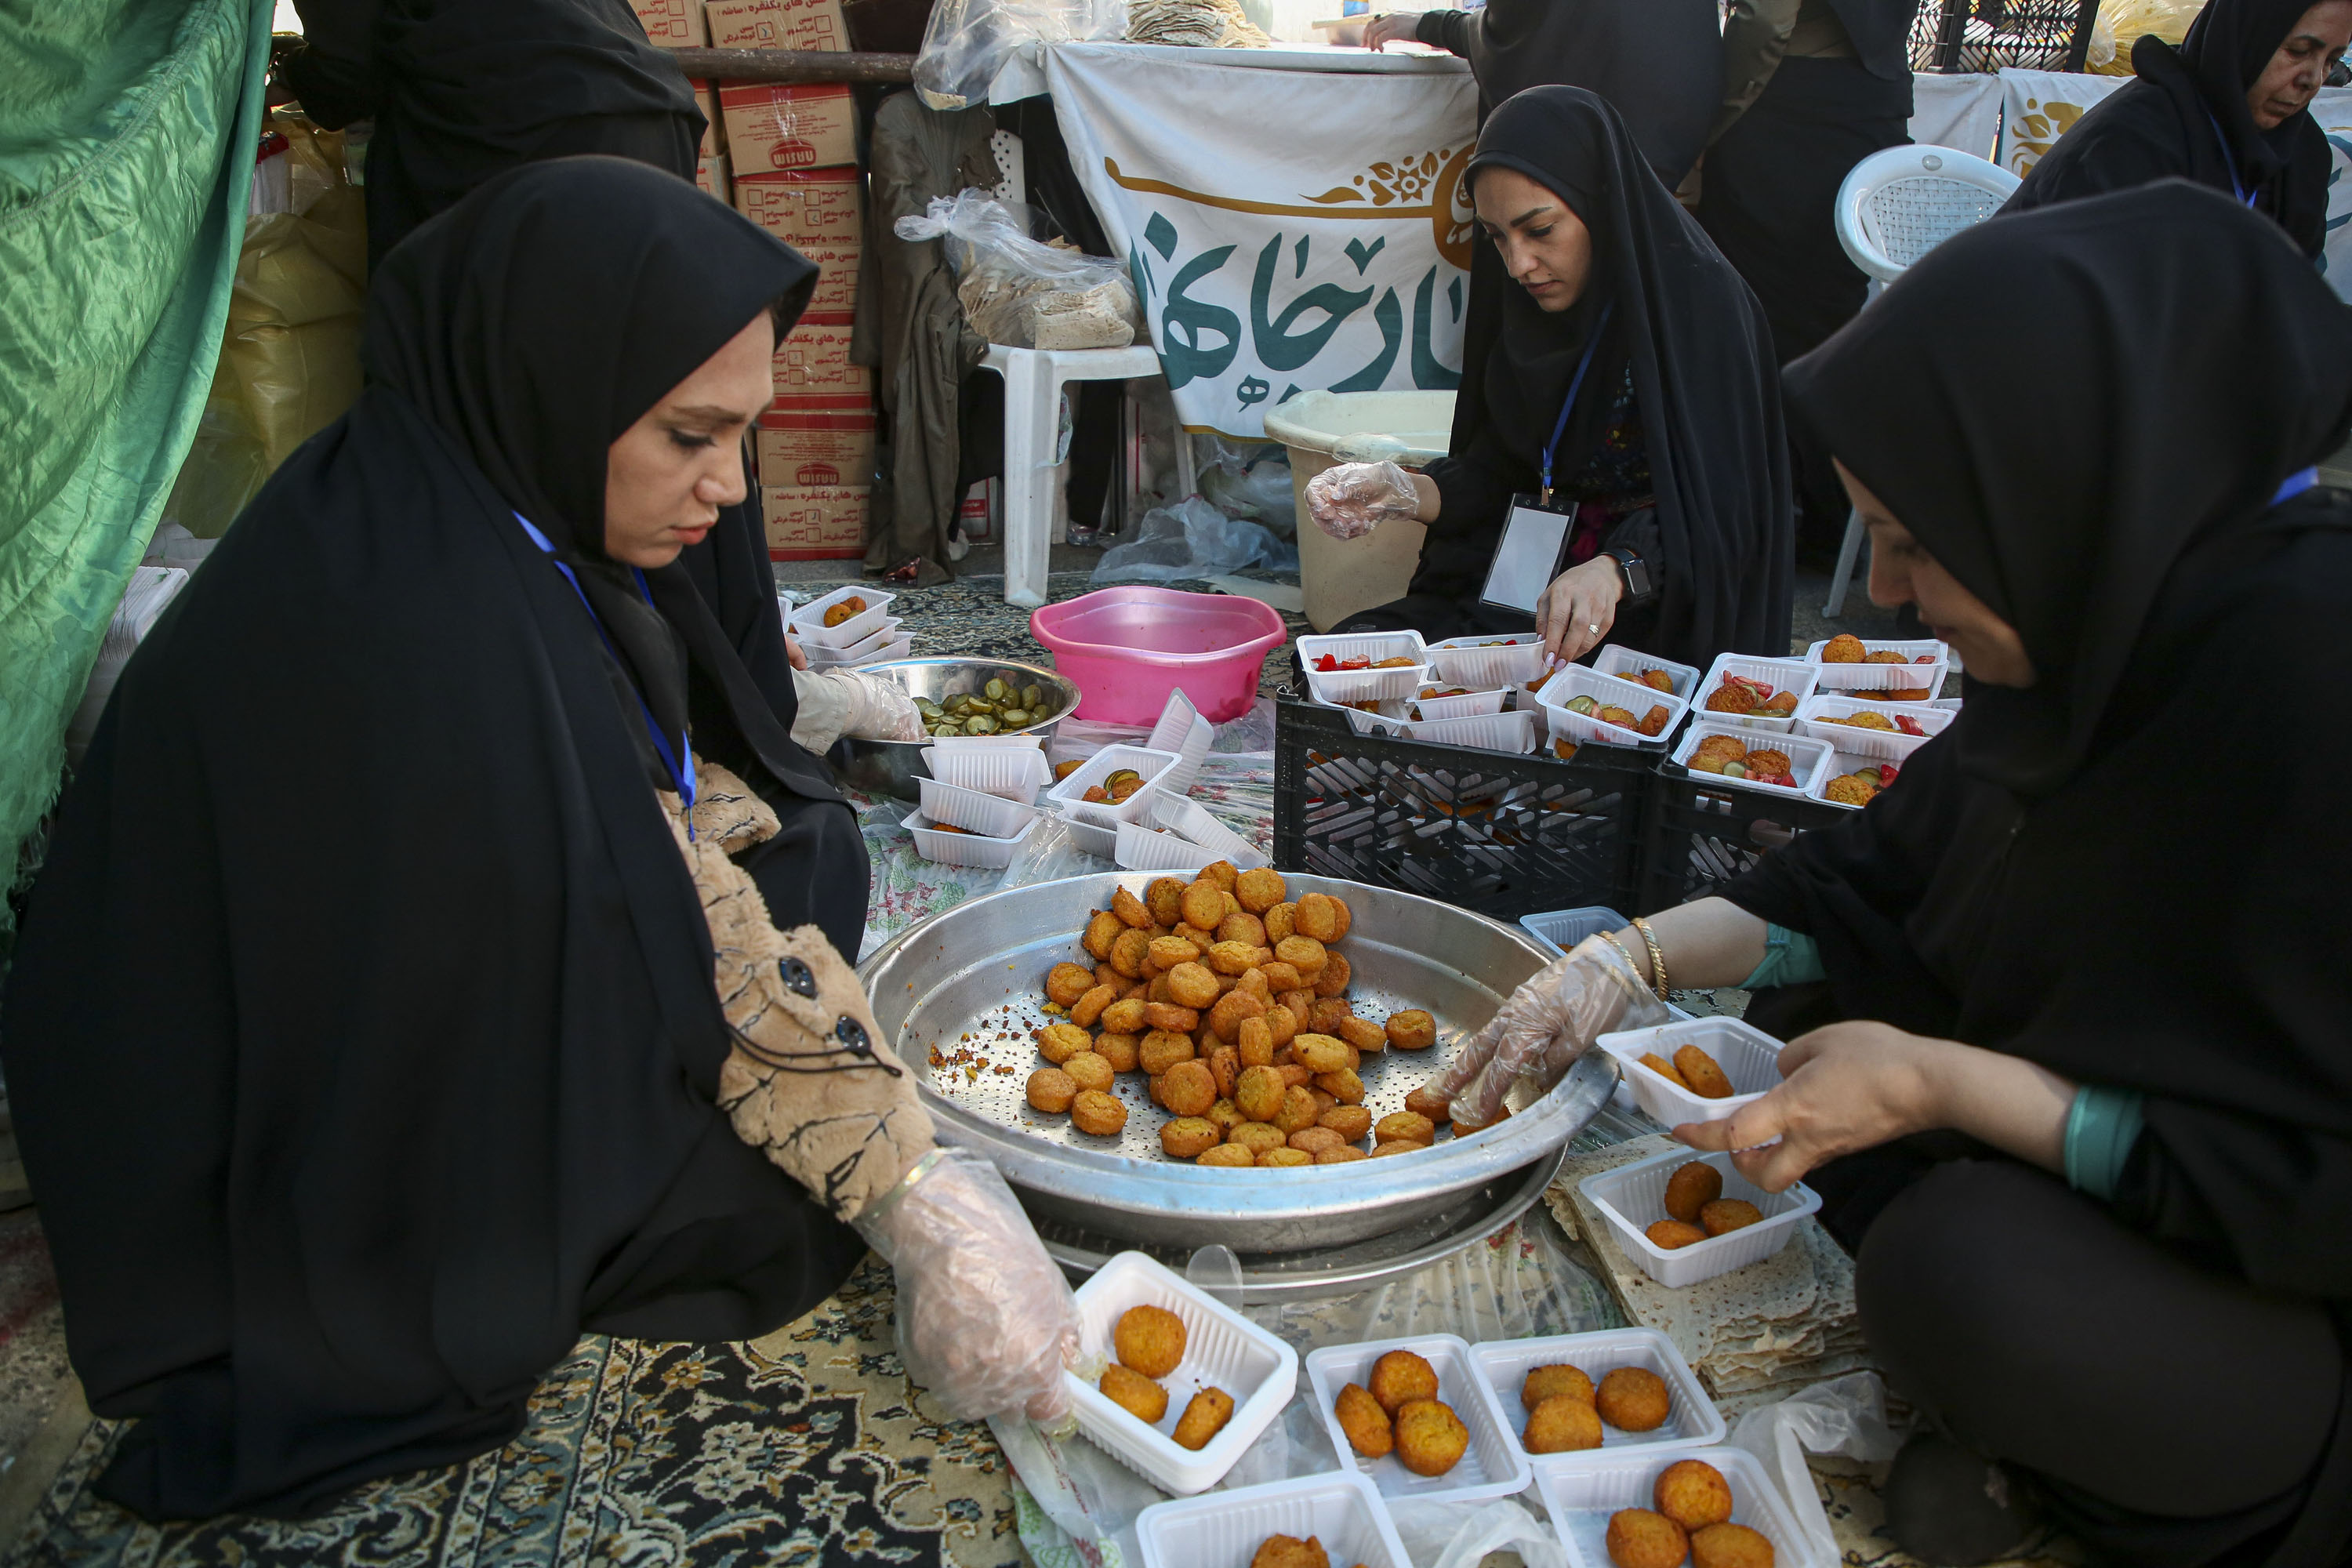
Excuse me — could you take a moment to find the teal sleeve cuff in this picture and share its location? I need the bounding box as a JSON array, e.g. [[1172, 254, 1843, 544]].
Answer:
[[2063, 1086, 2147, 1200], [1738, 924, 1826, 989]]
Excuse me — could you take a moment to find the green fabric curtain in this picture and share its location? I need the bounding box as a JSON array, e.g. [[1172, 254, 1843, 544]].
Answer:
[[0, 0, 272, 922]]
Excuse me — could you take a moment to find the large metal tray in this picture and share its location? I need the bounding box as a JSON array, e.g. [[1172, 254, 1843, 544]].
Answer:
[[858, 872, 1616, 1253]]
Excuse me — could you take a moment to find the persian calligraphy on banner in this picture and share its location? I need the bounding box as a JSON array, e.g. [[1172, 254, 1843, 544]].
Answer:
[[1046, 43, 1479, 439]]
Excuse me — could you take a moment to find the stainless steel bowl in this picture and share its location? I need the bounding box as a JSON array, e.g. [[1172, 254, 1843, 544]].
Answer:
[[826, 657, 1081, 802], [858, 871, 1617, 1253]]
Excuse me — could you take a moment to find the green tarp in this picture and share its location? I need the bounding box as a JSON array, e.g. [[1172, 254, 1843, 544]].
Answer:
[[0, 0, 270, 922]]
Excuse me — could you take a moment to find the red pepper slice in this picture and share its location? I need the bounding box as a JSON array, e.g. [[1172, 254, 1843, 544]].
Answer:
[[1314, 654, 1338, 672]]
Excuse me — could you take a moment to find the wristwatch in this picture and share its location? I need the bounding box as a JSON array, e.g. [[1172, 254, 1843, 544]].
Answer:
[[1602, 547, 1657, 607]]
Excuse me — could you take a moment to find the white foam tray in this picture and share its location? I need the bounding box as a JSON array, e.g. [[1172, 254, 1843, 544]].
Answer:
[[1595, 1018, 1784, 1127], [1592, 644, 1702, 702], [1407, 685, 1509, 723], [1047, 744, 1183, 828], [922, 736, 1051, 802], [1808, 721, 1924, 811], [901, 808, 1037, 868], [804, 635, 912, 670], [1303, 1333, 1532, 1504], [1064, 1251, 1298, 1497], [1425, 633, 1547, 692], [1408, 706, 1538, 753], [1117, 793, 1269, 873], [1145, 688, 1217, 798], [1693, 655, 1817, 733], [1668, 722, 1835, 801], [1581, 1148, 1822, 1290], [916, 775, 1040, 839], [1299, 631, 1430, 706], [1531, 1445, 1828, 1568], [800, 615, 902, 663], [1795, 693, 1951, 750], [789, 585, 898, 649], [1137, 1472, 1410, 1568], [1469, 1328, 1726, 1464], [1536, 666, 1688, 750], [1803, 636, 1947, 699], [1519, 906, 1630, 960]]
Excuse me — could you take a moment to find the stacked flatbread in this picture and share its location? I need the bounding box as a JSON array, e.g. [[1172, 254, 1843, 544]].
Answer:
[[1548, 1134, 1877, 1417], [1126, 0, 1272, 49]]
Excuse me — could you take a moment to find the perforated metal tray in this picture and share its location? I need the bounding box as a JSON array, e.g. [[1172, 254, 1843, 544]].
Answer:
[[859, 873, 1616, 1253]]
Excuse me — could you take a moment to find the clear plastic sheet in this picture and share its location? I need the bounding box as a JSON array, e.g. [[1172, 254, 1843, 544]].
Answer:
[[914, 0, 1126, 111], [1092, 495, 1300, 584], [1727, 1371, 1904, 1565]]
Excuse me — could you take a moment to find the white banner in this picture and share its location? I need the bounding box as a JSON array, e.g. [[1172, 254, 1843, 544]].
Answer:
[[1911, 72, 2004, 158], [1046, 43, 1478, 439]]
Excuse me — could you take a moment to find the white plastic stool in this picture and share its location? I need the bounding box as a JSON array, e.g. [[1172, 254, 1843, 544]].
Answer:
[[981, 343, 1163, 608]]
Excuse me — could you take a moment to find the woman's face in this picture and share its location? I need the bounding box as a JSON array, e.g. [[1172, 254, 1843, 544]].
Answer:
[[1838, 460, 2038, 688], [2247, 0, 2352, 129], [1472, 165, 1595, 313], [603, 314, 775, 568]]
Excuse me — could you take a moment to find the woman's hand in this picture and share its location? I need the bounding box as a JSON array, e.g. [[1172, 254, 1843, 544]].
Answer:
[[1305, 460, 1426, 539], [1535, 556, 1624, 666], [1674, 1022, 2075, 1192], [786, 630, 808, 671], [1362, 12, 1425, 49], [1431, 933, 1671, 1127]]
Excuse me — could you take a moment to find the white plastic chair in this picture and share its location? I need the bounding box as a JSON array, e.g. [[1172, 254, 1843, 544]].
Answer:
[[1819, 146, 2022, 614]]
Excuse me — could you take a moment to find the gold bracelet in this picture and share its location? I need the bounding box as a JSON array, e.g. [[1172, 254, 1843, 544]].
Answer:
[[1628, 916, 1670, 1000], [1595, 930, 1644, 988]]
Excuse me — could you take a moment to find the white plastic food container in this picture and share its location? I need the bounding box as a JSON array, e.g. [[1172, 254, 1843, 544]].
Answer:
[[1469, 1328, 1726, 1463], [1145, 688, 1217, 798], [1580, 1148, 1823, 1290], [1519, 906, 1629, 960], [900, 808, 1037, 868], [1063, 1250, 1298, 1497], [1594, 1018, 1784, 1127], [1298, 631, 1430, 706], [1796, 692, 1952, 749], [915, 776, 1040, 840], [1136, 1472, 1411, 1568], [1116, 793, 1269, 873], [1807, 719, 1922, 811], [789, 585, 898, 649], [1408, 706, 1538, 753], [806, 635, 913, 670], [800, 615, 901, 664], [1668, 722, 1835, 801], [922, 735, 1052, 802], [1303, 1333, 1533, 1504], [1803, 635, 1947, 699], [1536, 665, 1687, 750], [1692, 655, 1818, 734], [1425, 632, 1547, 692], [1592, 644, 1702, 702], [1531, 1445, 1828, 1568], [1406, 685, 1510, 724], [1047, 744, 1183, 828]]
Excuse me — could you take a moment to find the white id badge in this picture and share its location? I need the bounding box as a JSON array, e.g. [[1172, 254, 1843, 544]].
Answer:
[[1479, 497, 1573, 615]]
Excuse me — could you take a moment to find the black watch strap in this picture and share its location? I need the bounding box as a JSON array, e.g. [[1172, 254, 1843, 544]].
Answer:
[[1603, 546, 1656, 605]]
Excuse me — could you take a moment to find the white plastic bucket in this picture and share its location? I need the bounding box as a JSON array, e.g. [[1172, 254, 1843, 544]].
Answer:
[[1264, 390, 1456, 632]]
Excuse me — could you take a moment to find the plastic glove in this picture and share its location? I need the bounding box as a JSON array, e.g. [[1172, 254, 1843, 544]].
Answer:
[[1432, 933, 1671, 1127], [1305, 459, 1420, 541], [789, 668, 925, 753], [855, 1146, 1082, 1429]]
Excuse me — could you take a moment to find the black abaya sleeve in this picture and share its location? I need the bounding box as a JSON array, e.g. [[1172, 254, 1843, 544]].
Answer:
[[1416, 9, 1477, 55]]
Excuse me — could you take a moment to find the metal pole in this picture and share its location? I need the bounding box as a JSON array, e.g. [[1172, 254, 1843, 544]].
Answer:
[[669, 47, 917, 83]]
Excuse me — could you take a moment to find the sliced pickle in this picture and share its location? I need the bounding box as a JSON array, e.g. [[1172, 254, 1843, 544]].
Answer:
[[1022, 684, 1045, 710], [965, 715, 1000, 734], [1000, 710, 1029, 728], [984, 678, 1010, 701]]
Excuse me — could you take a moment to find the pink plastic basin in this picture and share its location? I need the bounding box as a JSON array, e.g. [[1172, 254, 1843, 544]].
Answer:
[[1030, 587, 1288, 724]]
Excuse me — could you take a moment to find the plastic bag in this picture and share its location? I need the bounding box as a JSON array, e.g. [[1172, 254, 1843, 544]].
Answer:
[[2085, 0, 2201, 72], [1199, 452, 1298, 539], [916, 0, 1126, 108], [1388, 1497, 1570, 1568], [895, 190, 1141, 349], [1091, 495, 1300, 583], [1727, 1371, 1905, 1566]]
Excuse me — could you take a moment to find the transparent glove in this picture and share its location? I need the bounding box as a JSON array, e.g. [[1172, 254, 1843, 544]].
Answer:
[[855, 1147, 1082, 1429], [1305, 459, 1420, 541], [1432, 934, 1671, 1127], [789, 668, 925, 753]]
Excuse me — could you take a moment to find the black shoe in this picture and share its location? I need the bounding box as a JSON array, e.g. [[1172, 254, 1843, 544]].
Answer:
[[1882, 1432, 2043, 1566]]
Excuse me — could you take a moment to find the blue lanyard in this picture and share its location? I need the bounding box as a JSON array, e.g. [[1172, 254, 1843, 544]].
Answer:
[[2274, 466, 2318, 503], [2205, 109, 2259, 208], [513, 514, 697, 828], [1539, 302, 1615, 506]]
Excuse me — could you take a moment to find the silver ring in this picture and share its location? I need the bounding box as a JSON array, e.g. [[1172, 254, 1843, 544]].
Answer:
[[1585, 623, 1599, 634]]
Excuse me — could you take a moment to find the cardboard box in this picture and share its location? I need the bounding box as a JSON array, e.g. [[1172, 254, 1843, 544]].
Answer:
[[733, 167, 863, 252], [772, 319, 869, 401], [632, 0, 707, 45], [695, 151, 731, 203], [706, 0, 849, 49], [790, 240, 860, 322], [720, 82, 857, 174], [759, 408, 877, 488], [690, 78, 725, 156], [763, 485, 869, 560]]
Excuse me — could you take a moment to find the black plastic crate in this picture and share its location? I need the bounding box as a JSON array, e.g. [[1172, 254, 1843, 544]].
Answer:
[[1635, 761, 1848, 914], [1272, 694, 1653, 921], [1910, 0, 2099, 71]]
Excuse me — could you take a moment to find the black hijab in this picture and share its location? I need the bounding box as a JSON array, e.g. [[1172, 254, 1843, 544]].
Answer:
[[1737, 189, 2352, 1563], [1443, 88, 1793, 666], [2003, 0, 2332, 256], [285, 0, 704, 265], [0, 158, 864, 1519]]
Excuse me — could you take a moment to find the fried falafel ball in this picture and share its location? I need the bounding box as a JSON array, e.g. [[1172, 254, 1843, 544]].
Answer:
[[1824, 771, 1878, 807], [1701, 1198, 1765, 1236], [1637, 1051, 1692, 1091], [1160, 1116, 1223, 1159], [1653, 1458, 1735, 1531], [1385, 1009, 1438, 1051], [1161, 1059, 1218, 1118], [1317, 1145, 1369, 1163], [1334, 1381, 1394, 1458], [1171, 1385, 1236, 1450], [1026, 1068, 1078, 1113], [1664, 1160, 1725, 1224], [1690, 1523, 1777, 1568], [1595, 1367, 1672, 1432], [1046, 961, 1097, 1007], [1035, 1022, 1092, 1064], [1138, 1029, 1197, 1076], [1228, 1120, 1287, 1157], [1236, 867, 1288, 914], [1144, 876, 1187, 926], [1098, 1363, 1168, 1425], [1522, 1363, 1595, 1410], [1063, 1051, 1116, 1094], [1319, 1104, 1374, 1142], [1288, 1126, 1345, 1156], [1071, 984, 1117, 1028], [1605, 1508, 1690, 1568], [1646, 1219, 1710, 1250], [1250, 1536, 1330, 1568], [1197, 1142, 1256, 1167], [1673, 1044, 1737, 1099], [1070, 1090, 1128, 1137], [1374, 1111, 1437, 1147], [1096, 1031, 1142, 1073], [1083, 909, 1125, 960], [1367, 1348, 1440, 1414], [1114, 1304, 1187, 1377], [1392, 1399, 1469, 1476], [1259, 1146, 1313, 1167], [1524, 1392, 1605, 1454], [1821, 632, 1866, 663]]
